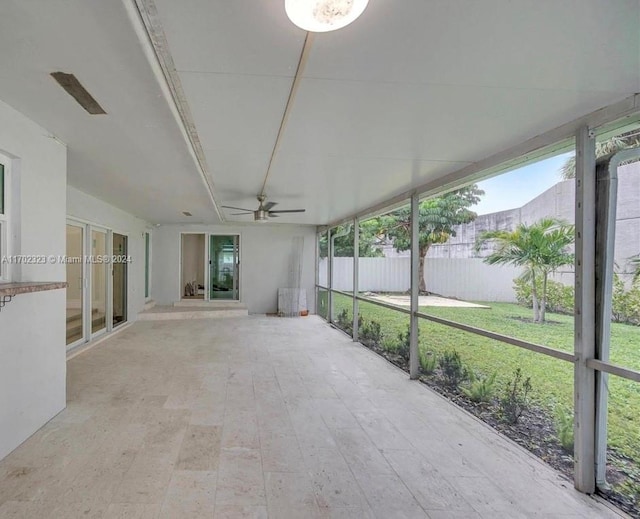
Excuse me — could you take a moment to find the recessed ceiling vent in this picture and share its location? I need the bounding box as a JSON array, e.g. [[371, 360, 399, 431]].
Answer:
[[50, 72, 106, 115]]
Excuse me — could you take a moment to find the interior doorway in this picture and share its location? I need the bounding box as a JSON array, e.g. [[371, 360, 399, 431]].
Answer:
[[181, 233, 206, 299], [112, 233, 127, 327]]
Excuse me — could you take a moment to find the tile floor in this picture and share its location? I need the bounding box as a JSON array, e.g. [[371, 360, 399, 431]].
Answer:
[[0, 316, 622, 518]]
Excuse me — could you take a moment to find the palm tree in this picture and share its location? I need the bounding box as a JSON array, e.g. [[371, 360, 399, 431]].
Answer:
[[475, 218, 575, 323], [560, 130, 640, 180]]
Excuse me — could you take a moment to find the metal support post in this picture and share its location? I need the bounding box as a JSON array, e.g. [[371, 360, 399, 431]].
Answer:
[[409, 192, 420, 379], [573, 125, 597, 493]]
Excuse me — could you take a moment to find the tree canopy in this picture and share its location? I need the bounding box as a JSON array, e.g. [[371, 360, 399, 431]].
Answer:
[[381, 185, 484, 292], [560, 129, 640, 180], [319, 219, 384, 258]]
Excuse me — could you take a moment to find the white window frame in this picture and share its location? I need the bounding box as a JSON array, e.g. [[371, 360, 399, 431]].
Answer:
[[0, 155, 10, 282]]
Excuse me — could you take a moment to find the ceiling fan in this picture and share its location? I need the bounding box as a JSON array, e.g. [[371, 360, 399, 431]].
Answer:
[[222, 195, 306, 222]]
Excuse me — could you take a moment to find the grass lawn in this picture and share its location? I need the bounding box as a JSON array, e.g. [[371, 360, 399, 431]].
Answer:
[[332, 294, 640, 472]]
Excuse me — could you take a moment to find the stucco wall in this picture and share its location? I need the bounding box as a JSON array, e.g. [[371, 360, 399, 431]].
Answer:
[[0, 99, 67, 460], [153, 223, 317, 314]]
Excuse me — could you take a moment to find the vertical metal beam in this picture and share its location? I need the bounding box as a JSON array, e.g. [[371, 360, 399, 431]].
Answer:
[[593, 148, 640, 487], [409, 192, 420, 379], [594, 157, 617, 487], [328, 229, 333, 324], [574, 125, 597, 494], [353, 217, 359, 342], [315, 230, 320, 314]]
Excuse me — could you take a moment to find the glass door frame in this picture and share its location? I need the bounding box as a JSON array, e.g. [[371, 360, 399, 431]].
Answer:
[[90, 226, 109, 340], [66, 220, 87, 350], [209, 233, 241, 301], [66, 218, 128, 351], [177, 232, 241, 302], [112, 231, 128, 328]]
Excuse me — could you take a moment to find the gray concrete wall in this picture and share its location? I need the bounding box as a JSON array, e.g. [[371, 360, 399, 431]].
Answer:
[[429, 163, 640, 281]]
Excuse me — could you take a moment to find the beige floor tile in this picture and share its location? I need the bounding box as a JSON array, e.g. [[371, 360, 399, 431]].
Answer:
[[264, 472, 324, 519], [381, 449, 474, 512], [176, 425, 222, 471], [158, 471, 216, 519], [353, 472, 428, 519], [103, 503, 161, 519], [213, 504, 268, 519], [0, 317, 622, 519], [215, 448, 265, 507]]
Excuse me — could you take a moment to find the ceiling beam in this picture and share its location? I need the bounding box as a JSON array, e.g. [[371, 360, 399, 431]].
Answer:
[[124, 0, 223, 221]]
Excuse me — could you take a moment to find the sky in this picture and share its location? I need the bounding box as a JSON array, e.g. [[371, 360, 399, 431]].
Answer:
[[473, 152, 574, 215]]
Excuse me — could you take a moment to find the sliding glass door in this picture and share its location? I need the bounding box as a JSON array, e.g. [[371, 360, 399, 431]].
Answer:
[[66, 223, 84, 346], [112, 233, 127, 327], [91, 228, 108, 336], [209, 235, 239, 300]]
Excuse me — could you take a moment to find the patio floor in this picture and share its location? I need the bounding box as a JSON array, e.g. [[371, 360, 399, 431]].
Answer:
[[0, 316, 620, 518]]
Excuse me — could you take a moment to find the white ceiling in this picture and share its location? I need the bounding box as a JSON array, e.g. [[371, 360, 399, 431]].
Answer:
[[0, 0, 639, 226], [0, 0, 220, 224], [154, 0, 640, 225]]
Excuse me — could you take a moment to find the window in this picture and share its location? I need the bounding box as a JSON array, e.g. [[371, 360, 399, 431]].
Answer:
[[0, 161, 8, 280]]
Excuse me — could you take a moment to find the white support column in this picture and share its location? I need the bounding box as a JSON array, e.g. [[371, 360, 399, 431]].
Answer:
[[574, 125, 597, 493], [409, 192, 420, 379], [353, 217, 359, 342]]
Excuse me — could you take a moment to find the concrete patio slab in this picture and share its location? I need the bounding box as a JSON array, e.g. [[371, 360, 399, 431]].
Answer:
[[367, 293, 490, 308], [0, 316, 620, 518]]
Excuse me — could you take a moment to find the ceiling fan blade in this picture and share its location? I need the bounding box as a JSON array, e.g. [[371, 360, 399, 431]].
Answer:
[[268, 209, 306, 214], [231, 212, 253, 216], [262, 201, 278, 211], [268, 213, 280, 218], [222, 205, 253, 212]]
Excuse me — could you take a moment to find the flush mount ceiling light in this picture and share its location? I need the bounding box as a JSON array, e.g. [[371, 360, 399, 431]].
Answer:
[[285, 0, 369, 32]]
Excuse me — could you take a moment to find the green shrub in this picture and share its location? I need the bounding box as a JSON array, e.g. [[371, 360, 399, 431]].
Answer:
[[335, 308, 352, 331], [462, 371, 497, 403], [419, 350, 436, 374], [438, 350, 468, 388], [360, 319, 382, 346], [499, 368, 532, 424], [381, 336, 397, 352], [513, 277, 574, 315], [396, 325, 411, 360], [612, 274, 640, 325], [554, 406, 574, 453]]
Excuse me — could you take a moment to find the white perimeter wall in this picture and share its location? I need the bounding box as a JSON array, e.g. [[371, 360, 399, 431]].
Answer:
[[66, 186, 150, 321], [0, 99, 67, 460], [322, 257, 522, 302], [153, 224, 316, 314]]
